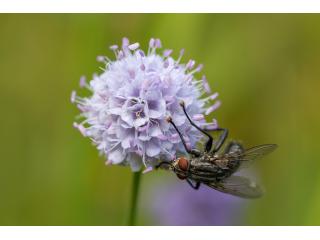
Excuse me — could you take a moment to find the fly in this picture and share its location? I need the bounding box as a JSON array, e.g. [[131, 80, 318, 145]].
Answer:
[[156, 101, 277, 199]]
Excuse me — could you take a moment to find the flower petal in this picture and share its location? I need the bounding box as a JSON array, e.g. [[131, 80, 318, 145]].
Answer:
[[108, 146, 126, 164], [149, 124, 162, 137], [134, 117, 148, 128], [146, 139, 161, 157]]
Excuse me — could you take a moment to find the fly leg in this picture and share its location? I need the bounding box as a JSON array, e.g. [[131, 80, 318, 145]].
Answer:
[[187, 179, 201, 190], [166, 116, 201, 157], [155, 161, 172, 169], [211, 128, 228, 153], [181, 100, 228, 153], [180, 101, 213, 152]]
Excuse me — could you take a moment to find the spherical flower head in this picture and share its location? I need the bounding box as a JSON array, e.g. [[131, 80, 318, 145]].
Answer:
[[71, 37, 220, 172]]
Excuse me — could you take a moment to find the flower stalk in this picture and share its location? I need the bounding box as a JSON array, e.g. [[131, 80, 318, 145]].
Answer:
[[128, 171, 142, 226]]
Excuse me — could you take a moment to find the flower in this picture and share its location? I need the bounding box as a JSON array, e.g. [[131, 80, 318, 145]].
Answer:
[[144, 180, 245, 225], [71, 37, 220, 172]]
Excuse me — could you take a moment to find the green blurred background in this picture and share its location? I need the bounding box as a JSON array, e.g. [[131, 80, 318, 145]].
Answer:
[[0, 14, 320, 225]]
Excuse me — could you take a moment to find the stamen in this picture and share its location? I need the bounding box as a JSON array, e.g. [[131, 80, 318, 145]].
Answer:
[[149, 38, 155, 48], [109, 45, 118, 51], [96, 55, 105, 62], [189, 64, 203, 75], [79, 76, 86, 88], [77, 104, 89, 112], [195, 64, 203, 72], [73, 122, 87, 136], [148, 38, 155, 55], [192, 114, 204, 121], [202, 119, 218, 130], [163, 49, 172, 58], [186, 59, 195, 70], [74, 96, 86, 104], [128, 42, 140, 51], [203, 92, 219, 102], [202, 75, 211, 93], [122, 37, 129, 48], [155, 38, 162, 48], [79, 117, 97, 127], [142, 166, 153, 174], [149, 38, 161, 55], [205, 100, 221, 115], [70, 91, 76, 103], [209, 92, 219, 100], [176, 49, 185, 64]]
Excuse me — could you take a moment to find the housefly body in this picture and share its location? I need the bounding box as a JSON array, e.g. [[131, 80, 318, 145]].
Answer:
[[156, 101, 277, 199]]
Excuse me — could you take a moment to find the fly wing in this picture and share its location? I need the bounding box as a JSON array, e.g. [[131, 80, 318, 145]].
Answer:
[[240, 144, 277, 160], [205, 175, 264, 198], [229, 144, 277, 168]]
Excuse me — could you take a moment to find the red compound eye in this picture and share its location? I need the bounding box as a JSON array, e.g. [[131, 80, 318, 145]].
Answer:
[[177, 157, 189, 171]]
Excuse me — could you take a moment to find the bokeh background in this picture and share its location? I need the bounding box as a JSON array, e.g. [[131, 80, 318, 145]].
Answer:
[[0, 14, 320, 225]]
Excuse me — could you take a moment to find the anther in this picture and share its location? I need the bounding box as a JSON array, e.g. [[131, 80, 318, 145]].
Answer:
[[128, 43, 140, 51], [109, 45, 118, 51]]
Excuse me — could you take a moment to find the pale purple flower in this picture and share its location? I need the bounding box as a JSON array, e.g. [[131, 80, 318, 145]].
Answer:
[[146, 180, 245, 225], [71, 37, 220, 172]]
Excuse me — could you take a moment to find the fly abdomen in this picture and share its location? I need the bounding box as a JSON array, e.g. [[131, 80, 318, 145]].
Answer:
[[187, 160, 225, 182], [190, 160, 220, 173]]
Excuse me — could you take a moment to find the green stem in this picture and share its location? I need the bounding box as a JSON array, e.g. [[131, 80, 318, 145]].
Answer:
[[128, 171, 141, 226]]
